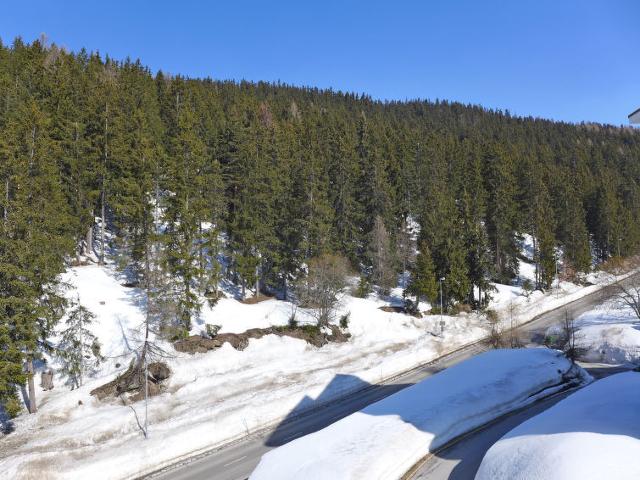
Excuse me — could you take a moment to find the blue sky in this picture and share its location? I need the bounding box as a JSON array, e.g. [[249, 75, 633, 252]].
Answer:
[[2, 0, 639, 125]]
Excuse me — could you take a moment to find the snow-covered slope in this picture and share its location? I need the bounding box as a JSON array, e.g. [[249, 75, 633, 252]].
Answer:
[[0, 262, 631, 480], [250, 349, 587, 480], [0, 266, 487, 480], [475, 372, 640, 480]]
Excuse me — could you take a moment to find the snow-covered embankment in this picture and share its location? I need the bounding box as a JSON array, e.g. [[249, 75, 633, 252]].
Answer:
[[476, 372, 640, 480], [249, 348, 589, 480]]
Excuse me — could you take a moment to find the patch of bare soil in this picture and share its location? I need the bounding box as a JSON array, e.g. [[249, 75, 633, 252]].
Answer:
[[174, 325, 350, 354], [378, 305, 422, 318], [240, 293, 276, 305]]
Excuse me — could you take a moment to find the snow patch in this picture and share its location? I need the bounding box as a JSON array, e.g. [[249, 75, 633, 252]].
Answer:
[[476, 372, 640, 480]]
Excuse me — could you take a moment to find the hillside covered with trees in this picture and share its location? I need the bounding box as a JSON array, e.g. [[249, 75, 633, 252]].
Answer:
[[2, 37, 640, 413]]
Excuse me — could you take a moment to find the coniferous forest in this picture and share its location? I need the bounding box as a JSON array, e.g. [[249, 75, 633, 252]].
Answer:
[[2, 37, 640, 412]]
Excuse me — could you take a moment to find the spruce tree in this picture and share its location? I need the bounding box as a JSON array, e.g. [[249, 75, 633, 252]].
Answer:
[[58, 303, 102, 389], [406, 240, 438, 310]]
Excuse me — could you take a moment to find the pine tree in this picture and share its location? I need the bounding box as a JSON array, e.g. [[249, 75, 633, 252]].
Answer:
[[58, 303, 102, 389], [484, 143, 519, 282], [406, 240, 438, 310]]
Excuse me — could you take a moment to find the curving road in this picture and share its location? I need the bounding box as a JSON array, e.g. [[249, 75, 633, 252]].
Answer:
[[146, 274, 636, 480]]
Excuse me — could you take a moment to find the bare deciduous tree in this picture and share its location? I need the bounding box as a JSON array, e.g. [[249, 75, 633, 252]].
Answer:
[[486, 309, 505, 349], [612, 280, 640, 321], [295, 254, 350, 326], [562, 311, 581, 363], [369, 216, 396, 295]]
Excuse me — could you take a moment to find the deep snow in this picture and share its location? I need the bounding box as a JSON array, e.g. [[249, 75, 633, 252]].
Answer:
[[475, 372, 640, 480], [249, 349, 588, 480], [0, 256, 632, 480], [574, 300, 640, 365], [544, 298, 640, 365]]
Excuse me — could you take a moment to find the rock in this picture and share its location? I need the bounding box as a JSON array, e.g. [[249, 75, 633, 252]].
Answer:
[[174, 335, 221, 354], [90, 361, 171, 402], [148, 362, 171, 382], [172, 323, 351, 355], [216, 333, 250, 351]]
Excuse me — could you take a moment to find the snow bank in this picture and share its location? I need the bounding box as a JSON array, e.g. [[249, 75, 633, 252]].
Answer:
[[577, 324, 640, 364], [568, 301, 640, 365], [0, 269, 487, 480], [250, 349, 585, 480], [1, 261, 630, 480], [476, 372, 640, 480]]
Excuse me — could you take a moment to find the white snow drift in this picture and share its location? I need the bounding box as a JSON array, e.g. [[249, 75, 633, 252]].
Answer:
[[476, 372, 640, 480], [0, 259, 631, 480], [572, 301, 640, 365], [249, 349, 588, 480]]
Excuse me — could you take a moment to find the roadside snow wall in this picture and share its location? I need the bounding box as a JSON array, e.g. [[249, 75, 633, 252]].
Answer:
[[250, 348, 587, 480]]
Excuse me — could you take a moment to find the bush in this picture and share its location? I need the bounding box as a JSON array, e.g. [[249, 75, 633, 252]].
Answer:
[[164, 325, 190, 342], [339, 312, 351, 329], [206, 290, 222, 308], [485, 309, 499, 323], [485, 309, 504, 349], [404, 298, 419, 316], [295, 254, 350, 326], [205, 324, 221, 338], [301, 324, 321, 336], [4, 395, 22, 418], [450, 303, 472, 315], [354, 276, 371, 298], [521, 279, 534, 300]]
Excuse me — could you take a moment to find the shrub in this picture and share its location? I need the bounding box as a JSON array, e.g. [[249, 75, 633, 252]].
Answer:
[[485, 309, 504, 349], [4, 396, 22, 418], [521, 279, 534, 300], [404, 298, 419, 316], [339, 312, 351, 329], [205, 324, 221, 338], [206, 290, 222, 308], [164, 325, 190, 342], [295, 254, 350, 326], [354, 276, 371, 298], [301, 324, 321, 336], [450, 303, 472, 315]]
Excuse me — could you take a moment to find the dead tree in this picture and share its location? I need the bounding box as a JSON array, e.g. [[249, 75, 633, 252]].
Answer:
[[612, 279, 640, 321]]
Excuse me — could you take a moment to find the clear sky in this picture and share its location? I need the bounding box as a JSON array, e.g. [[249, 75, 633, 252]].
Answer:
[[2, 0, 639, 125]]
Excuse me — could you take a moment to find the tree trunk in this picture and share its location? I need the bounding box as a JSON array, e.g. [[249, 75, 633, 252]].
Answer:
[[3, 178, 8, 222], [255, 263, 260, 299], [100, 191, 106, 264], [27, 359, 37, 414], [283, 276, 288, 301], [85, 224, 93, 257], [100, 102, 108, 265]]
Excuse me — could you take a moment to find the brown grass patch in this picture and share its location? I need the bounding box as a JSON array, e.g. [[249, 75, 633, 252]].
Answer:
[[241, 293, 275, 304]]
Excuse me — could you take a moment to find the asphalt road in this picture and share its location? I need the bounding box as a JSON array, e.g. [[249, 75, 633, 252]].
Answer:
[[147, 274, 636, 480]]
